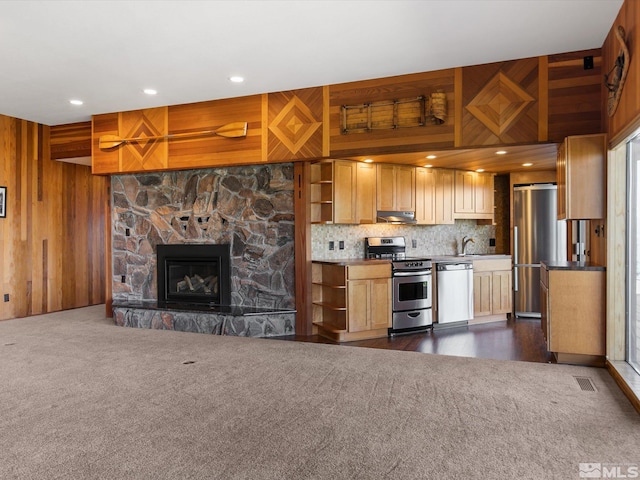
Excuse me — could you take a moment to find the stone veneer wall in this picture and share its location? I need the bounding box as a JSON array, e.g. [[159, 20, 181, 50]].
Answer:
[[111, 164, 295, 310]]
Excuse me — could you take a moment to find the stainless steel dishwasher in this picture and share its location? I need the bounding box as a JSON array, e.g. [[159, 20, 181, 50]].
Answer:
[[436, 262, 474, 325]]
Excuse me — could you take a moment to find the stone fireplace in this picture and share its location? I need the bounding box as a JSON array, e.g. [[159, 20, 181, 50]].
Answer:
[[111, 164, 296, 337]]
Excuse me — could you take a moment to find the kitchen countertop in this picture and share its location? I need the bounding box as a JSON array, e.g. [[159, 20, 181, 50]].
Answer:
[[541, 260, 606, 271], [312, 255, 511, 265]]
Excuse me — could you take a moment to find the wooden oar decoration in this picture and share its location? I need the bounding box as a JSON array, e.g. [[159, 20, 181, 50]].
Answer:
[[99, 121, 248, 150]]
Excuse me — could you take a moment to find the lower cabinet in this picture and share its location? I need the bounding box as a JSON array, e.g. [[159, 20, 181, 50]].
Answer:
[[540, 263, 605, 365], [312, 262, 391, 342], [472, 259, 512, 322]]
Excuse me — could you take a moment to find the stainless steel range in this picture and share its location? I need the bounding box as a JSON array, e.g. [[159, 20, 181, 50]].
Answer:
[[365, 237, 433, 335]]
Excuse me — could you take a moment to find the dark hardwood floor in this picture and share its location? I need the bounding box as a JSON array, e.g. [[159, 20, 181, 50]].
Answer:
[[278, 317, 554, 363]]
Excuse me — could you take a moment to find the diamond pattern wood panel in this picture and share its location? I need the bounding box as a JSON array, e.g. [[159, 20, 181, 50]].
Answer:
[[119, 108, 168, 172], [462, 58, 540, 146], [267, 87, 324, 161]]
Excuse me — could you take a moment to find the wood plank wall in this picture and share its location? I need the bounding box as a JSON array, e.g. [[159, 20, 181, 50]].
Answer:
[[0, 114, 108, 321], [604, 0, 640, 145]]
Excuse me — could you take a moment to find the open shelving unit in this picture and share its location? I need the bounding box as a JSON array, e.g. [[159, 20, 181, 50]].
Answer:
[[310, 160, 334, 224]]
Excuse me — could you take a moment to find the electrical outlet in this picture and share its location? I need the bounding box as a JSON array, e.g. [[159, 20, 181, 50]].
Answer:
[[583, 55, 594, 70], [329, 241, 335, 250], [489, 238, 496, 247], [125, 228, 130, 237], [412, 239, 417, 248], [339, 241, 344, 250], [3, 294, 8, 302], [121, 275, 126, 283]]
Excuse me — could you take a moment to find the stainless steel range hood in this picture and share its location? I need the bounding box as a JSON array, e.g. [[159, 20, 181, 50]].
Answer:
[[376, 210, 417, 224]]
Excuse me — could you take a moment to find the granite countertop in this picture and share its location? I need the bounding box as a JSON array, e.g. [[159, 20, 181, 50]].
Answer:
[[541, 260, 606, 271], [313, 255, 511, 265]]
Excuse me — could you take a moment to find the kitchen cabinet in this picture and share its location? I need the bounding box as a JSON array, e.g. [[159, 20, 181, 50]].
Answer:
[[376, 164, 415, 212], [540, 261, 605, 365], [454, 171, 494, 220], [355, 161, 377, 224], [472, 258, 512, 322], [557, 133, 606, 220], [312, 261, 391, 342], [333, 160, 357, 224], [415, 167, 436, 224], [434, 169, 455, 225]]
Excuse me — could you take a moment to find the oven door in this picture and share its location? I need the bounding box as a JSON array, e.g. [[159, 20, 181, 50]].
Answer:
[[392, 271, 432, 311]]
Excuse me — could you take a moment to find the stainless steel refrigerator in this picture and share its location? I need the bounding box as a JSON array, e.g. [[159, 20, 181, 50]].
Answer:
[[513, 184, 567, 317]]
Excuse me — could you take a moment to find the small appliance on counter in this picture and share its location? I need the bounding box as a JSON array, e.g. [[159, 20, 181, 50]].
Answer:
[[364, 236, 433, 335]]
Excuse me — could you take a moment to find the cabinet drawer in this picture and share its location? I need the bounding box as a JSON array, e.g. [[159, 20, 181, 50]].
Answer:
[[472, 258, 511, 272], [347, 264, 391, 280]]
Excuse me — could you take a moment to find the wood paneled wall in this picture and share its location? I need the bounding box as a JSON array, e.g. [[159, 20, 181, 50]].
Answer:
[[0, 114, 108, 321], [604, 0, 640, 145]]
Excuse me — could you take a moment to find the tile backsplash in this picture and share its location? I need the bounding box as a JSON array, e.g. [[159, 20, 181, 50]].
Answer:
[[311, 221, 497, 260]]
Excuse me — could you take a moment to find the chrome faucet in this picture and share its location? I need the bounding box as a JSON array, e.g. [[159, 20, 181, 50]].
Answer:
[[461, 236, 475, 256]]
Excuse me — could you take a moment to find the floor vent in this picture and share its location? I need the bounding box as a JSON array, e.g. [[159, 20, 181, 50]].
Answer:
[[574, 376, 597, 392]]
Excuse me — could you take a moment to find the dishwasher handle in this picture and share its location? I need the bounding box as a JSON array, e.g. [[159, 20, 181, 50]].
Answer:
[[436, 263, 473, 271]]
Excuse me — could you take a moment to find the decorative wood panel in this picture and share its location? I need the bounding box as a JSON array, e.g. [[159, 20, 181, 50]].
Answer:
[[267, 87, 324, 161], [328, 70, 456, 157], [604, 0, 640, 145], [0, 114, 107, 321], [461, 57, 540, 146], [92, 96, 263, 174], [548, 48, 603, 142], [50, 121, 92, 160]]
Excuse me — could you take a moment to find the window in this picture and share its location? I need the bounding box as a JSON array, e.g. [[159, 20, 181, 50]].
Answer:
[[627, 134, 640, 373]]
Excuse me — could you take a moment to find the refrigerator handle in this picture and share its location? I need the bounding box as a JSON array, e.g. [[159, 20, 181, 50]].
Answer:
[[513, 226, 518, 293]]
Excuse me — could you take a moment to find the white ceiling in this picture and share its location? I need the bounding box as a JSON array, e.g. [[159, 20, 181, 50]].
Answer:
[[0, 0, 623, 127]]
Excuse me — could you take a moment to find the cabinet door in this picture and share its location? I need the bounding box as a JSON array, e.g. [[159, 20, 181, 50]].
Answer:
[[369, 278, 392, 329], [395, 166, 416, 211], [415, 167, 436, 224], [333, 160, 357, 224], [473, 272, 493, 317], [491, 270, 512, 314], [356, 162, 377, 224], [455, 171, 475, 214], [434, 169, 455, 224], [556, 141, 567, 219], [540, 280, 549, 346], [376, 164, 396, 211], [475, 172, 494, 215], [347, 279, 370, 332]]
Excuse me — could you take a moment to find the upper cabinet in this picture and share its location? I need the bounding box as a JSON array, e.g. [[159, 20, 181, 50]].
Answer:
[[557, 133, 606, 220], [415, 167, 436, 224], [376, 164, 415, 212], [355, 162, 377, 224], [454, 171, 494, 220]]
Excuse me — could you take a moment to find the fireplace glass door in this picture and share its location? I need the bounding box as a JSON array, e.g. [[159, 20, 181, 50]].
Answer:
[[166, 259, 220, 304]]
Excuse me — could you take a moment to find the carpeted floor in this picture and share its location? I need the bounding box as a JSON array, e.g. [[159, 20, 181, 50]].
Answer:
[[0, 305, 638, 479]]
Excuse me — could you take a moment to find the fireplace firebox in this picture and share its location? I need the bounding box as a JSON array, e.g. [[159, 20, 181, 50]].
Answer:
[[157, 244, 231, 306]]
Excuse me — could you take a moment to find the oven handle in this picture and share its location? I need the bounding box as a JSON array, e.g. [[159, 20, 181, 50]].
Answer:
[[392, 270, 432, 277]]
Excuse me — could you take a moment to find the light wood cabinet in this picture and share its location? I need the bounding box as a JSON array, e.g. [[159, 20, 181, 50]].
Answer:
[[557, 133, 606, 220], [454, 171, 494, 220], [540, 263, 605, 365], [333, 160, 357, 224], [312, 262, 391, 342], [472, 258, 512, 322], [415, 167, 436, 224], [376, 164, 415, 212], [434, 169, 455, 225], [355, 162, 377, 224]]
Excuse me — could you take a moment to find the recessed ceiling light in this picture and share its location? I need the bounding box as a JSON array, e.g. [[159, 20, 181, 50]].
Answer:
[[143, 88, 157, 95], [522, 163, 533, 167], [363, 158, 374, 163], [496, 150, 507, 155], [69, 99, 83, 106], [426, 155, 437, 159], [476, 168, 485, 173], [229, 76, 244, 83], [424, 164, 433, 168]]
